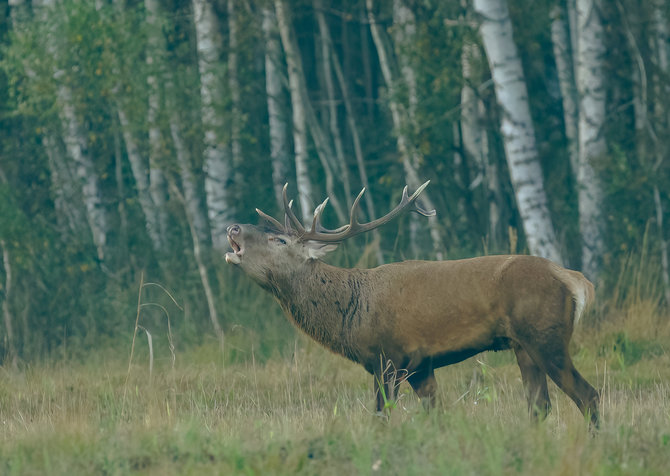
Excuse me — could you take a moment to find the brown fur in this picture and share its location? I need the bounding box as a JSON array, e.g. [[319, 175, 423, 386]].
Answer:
[[226, 224, 600, 425]]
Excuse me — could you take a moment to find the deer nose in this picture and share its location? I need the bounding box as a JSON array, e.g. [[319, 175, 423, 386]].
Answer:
[[227, 224, 241, 236]]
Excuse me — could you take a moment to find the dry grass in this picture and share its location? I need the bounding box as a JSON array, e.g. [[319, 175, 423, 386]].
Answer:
[[2, 254, 670, 474], [1, 309, 670, 476]]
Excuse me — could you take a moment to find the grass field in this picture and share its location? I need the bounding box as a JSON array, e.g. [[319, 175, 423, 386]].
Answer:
[[2, 269, 670, 475]]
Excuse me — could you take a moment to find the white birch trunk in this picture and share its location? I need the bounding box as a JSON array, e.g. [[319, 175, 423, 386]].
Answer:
[[11, 0, 90, 242], [262, 7, 291, 207], [367, 0, 445, 260], [169, 116, 211, 249], [116, 105, 166, 253], [36, 0, 110, 261], [474, 0, 563, 264], [108, 0, 166, 255], [314, 0, 352, 206], [43, 134, 89, 239], [144, 0, 170, 250], [169, 114, 224, 341], [275, 0, 313, 223], [315, 6, 384, 263], [392, 0, 422, 258], [192, 0, 233, 249], [460, 42, 500, 248], [575, 0, 606, 279], [652, 2, 670, 304], [228, 0, 243, 177], [550, 3, 579, 175], [392, 0, 419, 126], [1, 240, 18, 368]]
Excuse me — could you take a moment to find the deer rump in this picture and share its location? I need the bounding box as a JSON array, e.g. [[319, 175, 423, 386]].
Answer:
[[226, 182, 600, 426]]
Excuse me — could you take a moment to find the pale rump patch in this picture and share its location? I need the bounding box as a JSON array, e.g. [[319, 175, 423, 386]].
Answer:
[[548, 263, 595, 323]]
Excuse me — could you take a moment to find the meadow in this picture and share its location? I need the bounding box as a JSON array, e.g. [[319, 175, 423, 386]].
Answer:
[[1, 259, 670, 475]]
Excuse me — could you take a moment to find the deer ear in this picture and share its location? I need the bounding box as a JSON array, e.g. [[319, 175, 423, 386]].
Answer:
[[306, 241, 338, 259]]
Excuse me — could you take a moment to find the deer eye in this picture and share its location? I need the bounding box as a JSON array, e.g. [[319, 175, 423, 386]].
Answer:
[[270, 236, 287, 245]]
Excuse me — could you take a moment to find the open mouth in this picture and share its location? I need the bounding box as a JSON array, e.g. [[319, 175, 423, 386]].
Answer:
[[225, 235, 243, 265]]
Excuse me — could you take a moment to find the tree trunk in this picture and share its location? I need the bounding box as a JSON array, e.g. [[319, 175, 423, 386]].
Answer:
[[651, 2, 670, 305], [274, 0, 313, 222], [192, 0, 233, 249], [10, 0, 89, 244], [315, 3, 383, 263], [366, 0, 445, 260], [169, 113, 224, 342], [42, 134, 89, 240], [473, 0, 563, 264], [460, 41, 501, 249], [145, 0, 170, 252], [392, 0, 423, 258], [228, 0, 243, 180], [575, 0, 606, 279], [37, 0, 110, 262], [314, 0, 352, 207], [1, 241, 18, 368], [262, 6, 291, 207], [550, 3, 579, 176], [116, 103, 166, 255]]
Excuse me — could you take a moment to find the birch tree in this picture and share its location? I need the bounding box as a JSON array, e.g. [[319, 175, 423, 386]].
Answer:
[[262, 6, 290, 206], [314, 0, 352, 206], [274, 0, 313, 222], [274, 0, 347, 224], [550, 2, 579, 175], [473, 0, 563, 264], [460, 41, 501, 248], [1, 238, 17, 368], [366, 0, 445, 259], [652, 2, 670, 304], [9, 0, 88, 243], [169, 109, 224, 342], [315, 3, 384, 263], [36, 0, 111, 262], [228, 0, 243, 181], [144, 0, 170, 251], [575, 0, 606, 278], [192, 0, 233, 249]]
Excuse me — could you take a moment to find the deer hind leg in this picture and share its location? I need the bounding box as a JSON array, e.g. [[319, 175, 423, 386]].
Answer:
[[513, 345, 551, 420], [521, 338, 600, 428], [407, 363, 437, 409]]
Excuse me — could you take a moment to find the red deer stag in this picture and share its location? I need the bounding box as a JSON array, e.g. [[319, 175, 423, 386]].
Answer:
[[225, 182, 599, 426]]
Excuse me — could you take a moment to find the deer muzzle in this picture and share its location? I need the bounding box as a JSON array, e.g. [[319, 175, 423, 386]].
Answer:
[[225, 224, 243, 265]]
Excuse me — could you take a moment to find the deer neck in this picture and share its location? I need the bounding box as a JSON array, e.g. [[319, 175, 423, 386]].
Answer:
[[265, 259, 368, 362]]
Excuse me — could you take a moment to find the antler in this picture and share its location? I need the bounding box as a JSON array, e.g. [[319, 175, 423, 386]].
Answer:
[[257, 181, 435, 243]]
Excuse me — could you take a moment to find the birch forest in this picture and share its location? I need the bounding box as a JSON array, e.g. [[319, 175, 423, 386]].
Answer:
[[1, 0, 670, 361]]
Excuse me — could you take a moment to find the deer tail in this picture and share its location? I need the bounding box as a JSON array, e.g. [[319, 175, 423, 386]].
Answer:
[[550, 264, 595, 324]]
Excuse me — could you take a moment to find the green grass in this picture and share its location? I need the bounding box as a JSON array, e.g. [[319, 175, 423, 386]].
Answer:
[[2, 265, 670, 474]]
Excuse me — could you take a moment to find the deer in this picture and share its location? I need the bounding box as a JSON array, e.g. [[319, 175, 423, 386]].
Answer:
[[225, 181, 600, 426]]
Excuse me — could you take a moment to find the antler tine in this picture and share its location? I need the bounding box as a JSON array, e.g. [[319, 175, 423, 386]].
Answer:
[[408, 181, 436, 217], [299, 180, 434, 243], [310, 197, 329, 233], [256, 208, 284, 231], [282, 183, 306, 234], [346, 187, 366, 232]]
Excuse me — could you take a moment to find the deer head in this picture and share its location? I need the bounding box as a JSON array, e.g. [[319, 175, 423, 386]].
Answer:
[[225, 181, 434, 286]]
